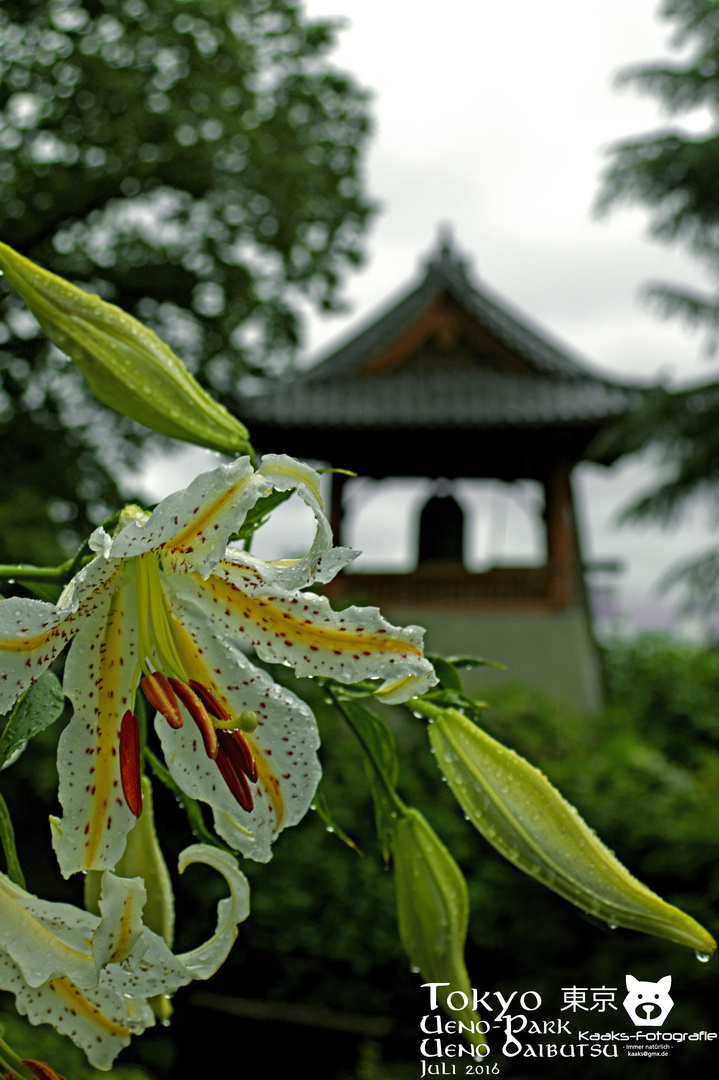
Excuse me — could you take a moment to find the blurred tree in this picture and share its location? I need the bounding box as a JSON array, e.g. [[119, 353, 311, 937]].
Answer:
[[596, 0, 719, 339], [0, 0, 374, 561], [595, 0, 719, 612]]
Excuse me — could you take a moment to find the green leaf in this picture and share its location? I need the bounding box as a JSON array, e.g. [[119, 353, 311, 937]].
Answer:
[[428, 653, 505, 671], [427, 656, 464, 692], [0, 671, 65, 769], [429, 706, 716, 956], [16, 579, 64, 604], [334, 697, 400, 858]]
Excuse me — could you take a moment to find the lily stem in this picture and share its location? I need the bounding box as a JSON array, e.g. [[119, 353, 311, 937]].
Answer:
[[0, 1034, 32, 1079], [324, 685, 407, 816], [0, 787, 25, 889], [405, 697, 444, 722], [0, 562, 74, 582]]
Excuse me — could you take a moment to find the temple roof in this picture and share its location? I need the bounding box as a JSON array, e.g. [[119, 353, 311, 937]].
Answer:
[[239, 235, 643, 478]]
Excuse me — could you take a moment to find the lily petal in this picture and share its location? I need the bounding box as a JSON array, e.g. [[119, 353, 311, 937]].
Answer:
[[52, 587, 140, 878], [0, 845, 249, 1071], [0, 875, 97, 990], [179, 564, 437, 699], [92, 871, 147, 970], [0, 553, 123, 714], [0, 596, 70, 712], [104, 456, 268, 576], [0, 962, 145, 1071], [175, 844, 251, 978], [256, 454, 358, 588]]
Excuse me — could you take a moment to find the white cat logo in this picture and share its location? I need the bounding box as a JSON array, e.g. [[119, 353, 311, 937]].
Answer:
[[623, 974, 674, 1026]]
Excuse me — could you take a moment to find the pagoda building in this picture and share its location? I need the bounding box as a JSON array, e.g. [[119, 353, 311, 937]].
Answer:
[[239, 235, 641, 711]]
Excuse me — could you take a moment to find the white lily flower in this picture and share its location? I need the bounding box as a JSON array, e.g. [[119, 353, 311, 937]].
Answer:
[[0, 454, 436, 875], [0, 844, 249, 1070]]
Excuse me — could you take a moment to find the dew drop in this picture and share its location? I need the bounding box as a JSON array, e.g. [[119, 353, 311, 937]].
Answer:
[[695, 951, 711, 963]]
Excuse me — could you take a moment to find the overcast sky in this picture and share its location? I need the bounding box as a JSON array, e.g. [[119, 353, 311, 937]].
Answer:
[[298, 0, 718, 633], [145, 0, 719, 634]]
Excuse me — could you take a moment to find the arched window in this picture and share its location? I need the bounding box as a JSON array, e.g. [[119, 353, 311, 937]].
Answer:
[[417, 487, 465, 565]]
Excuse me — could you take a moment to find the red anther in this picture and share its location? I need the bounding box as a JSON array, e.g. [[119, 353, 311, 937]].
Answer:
[[216, 740, 254, 812], [140, 672, 183, 729], [119, 711, 142, 818], [218, 728, 258, 783], [168, 678, 218, 759], [22, 1062, 68, 1080], [189, 679, 230, 721]]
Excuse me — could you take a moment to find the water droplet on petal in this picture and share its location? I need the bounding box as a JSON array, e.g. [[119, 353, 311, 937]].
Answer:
[[695, 951, 711, 963]]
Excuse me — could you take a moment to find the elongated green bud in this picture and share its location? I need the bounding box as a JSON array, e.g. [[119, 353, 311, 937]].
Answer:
[[391, 808, 487, 1051], [0, 241, 253, 457], [428, 706, 715, 956]]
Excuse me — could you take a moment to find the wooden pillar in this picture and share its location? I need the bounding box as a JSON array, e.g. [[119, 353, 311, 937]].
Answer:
[[329, 472, 348, 547], [325, 472, 349, 600], [543, 460, 580, 608]]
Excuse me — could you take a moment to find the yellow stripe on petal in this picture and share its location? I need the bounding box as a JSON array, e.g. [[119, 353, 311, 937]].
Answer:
[[0, 605, 72, 713], [0, 625, 64, 654], [204, 575, 424, 664], [190, 572, 436, 699], [47, 977, 133, 1038], [166, 467, 264, 557], [0, 882, 96, 989], [93, 873, 146, 968]]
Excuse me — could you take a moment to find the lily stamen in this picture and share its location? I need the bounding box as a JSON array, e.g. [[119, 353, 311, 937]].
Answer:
[[189, 679, 231, 721], [22, 1060, 69, 1080], [140, 672, 183, 729], [119, 711, 143, 818], [218, 728, 258, 784], [216, 734, 255, 812], [168, 678, 219, 760]]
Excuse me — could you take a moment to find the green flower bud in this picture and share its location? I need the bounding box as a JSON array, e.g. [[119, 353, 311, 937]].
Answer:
[[429, 706, 716, 956], [391, 808, 487, 1051], [0, 241, 253, 457]]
